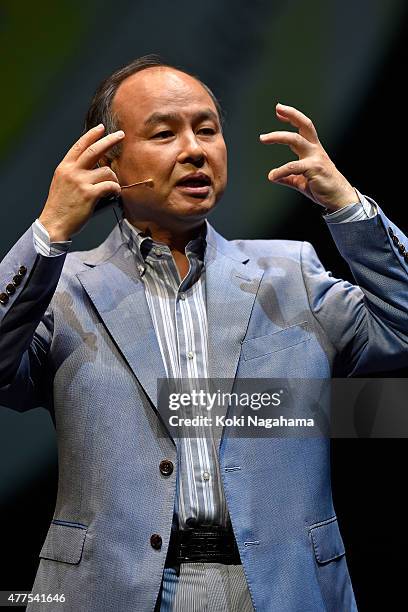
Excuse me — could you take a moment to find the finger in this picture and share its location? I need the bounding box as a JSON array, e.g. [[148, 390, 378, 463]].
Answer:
[[273, 175, 305, 189], [88, 166, 119, 185], [273, 176, 296, 186], [77, 130, 125, 169], [268, 159, 308, 182], [275, 103, 319, 144], [259, 131, 312, 156], [63, 124, 106, 163], [91, 180, 122, 200]]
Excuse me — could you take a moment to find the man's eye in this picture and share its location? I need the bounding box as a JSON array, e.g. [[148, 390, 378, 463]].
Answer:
[[152, 130, 173, 139], [198, 128, 216, 135]]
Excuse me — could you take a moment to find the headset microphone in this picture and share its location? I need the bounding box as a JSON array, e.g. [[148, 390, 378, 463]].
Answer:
[[121, 178, 154, 189], [93, 178, 154, 214]]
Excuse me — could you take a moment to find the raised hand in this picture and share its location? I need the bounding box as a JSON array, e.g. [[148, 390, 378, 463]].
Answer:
[[260, 103, 357, 211], [39, 125, 125, 241]]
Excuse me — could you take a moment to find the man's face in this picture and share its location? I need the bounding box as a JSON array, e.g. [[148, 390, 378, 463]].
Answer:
[[109, 67, 228, 229]]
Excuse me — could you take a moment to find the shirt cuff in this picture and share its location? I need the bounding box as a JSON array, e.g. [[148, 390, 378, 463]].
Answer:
[[33, 219, 72, 256], [323, 188, 377, 224]]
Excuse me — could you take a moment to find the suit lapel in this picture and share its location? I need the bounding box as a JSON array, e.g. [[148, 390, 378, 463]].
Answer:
[[205, 223, 264, 396], [77, 226, 167, 416]]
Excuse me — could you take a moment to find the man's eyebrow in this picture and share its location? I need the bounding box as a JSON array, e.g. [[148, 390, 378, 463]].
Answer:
[[143, 109, 220, 128]]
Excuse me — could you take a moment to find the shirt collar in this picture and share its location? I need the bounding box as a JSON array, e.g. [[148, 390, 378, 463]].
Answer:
[[120, 217, 207, 262]]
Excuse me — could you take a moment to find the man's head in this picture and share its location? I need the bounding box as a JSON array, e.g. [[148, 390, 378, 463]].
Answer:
[[85, 55, 227, 232]]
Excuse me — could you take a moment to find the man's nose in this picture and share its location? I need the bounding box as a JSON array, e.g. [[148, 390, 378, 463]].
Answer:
[[177, 133, 206, 166]]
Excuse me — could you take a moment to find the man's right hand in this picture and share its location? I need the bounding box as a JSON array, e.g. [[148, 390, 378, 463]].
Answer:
[[38, 124, 125, 241]]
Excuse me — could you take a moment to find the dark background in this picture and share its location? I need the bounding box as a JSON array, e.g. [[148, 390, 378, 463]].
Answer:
[[1, 1, 407, 609]]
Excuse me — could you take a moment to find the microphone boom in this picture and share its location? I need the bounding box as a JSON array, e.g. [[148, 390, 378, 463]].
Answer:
[[121, 178, 154, 190]]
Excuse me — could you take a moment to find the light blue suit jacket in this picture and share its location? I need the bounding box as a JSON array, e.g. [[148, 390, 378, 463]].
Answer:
[[0, 203, 407, 611]]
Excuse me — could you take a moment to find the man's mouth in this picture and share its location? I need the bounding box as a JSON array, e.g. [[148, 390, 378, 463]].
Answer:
[[175, 172, 212, 197]]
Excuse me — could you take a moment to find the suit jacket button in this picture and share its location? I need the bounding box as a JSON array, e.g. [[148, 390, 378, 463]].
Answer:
[[159, 459, 174, 476], [6, 283, 16, 295], [12, 275, 22, 286], [18, 265, 27, 276], [404, 252, 408, 263], [398, 243, 406, 254], [392, 234, 399, 246], [0, 292, 9, 305], [388, 227, 394, 238], [150, 533, 162, 550]]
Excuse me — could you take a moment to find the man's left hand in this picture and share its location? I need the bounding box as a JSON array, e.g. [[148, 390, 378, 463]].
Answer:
[[259, 103, 357, 212]]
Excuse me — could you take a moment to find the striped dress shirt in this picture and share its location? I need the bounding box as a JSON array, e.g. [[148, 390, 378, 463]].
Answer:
[[118, 217, 230, 529]]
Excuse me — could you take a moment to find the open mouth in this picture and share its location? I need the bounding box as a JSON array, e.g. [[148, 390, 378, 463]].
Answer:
[[176, 173, 212, 197]]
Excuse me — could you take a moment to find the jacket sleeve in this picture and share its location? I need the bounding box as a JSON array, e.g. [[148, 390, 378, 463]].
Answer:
[[0, 225, 67, 411], [301, 201, 408, 376]]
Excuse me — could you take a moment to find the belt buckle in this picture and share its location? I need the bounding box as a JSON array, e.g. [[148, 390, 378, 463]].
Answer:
[[166, 525, 241, 573], [179, 527, 236, 563], [181, 529, 221, 562]]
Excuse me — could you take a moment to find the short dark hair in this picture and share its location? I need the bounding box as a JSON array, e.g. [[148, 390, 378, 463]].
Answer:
[[84, 54, 224, 161]]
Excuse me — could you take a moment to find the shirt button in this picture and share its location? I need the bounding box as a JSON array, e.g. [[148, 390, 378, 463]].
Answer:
[[159, 459, 174, 476], [153, 247, 163, 257], [150, 533, 162, 550], [179, 293, 186, 300], [137, 264, 145, 275], [187, 351, 194, 360], [202, 471, 210, 481]]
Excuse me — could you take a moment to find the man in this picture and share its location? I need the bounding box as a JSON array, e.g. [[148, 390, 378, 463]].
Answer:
[[0, 55, 407, 611]]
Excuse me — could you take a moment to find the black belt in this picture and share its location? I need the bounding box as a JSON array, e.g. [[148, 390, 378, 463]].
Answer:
[[165, 524, 241, 569]]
